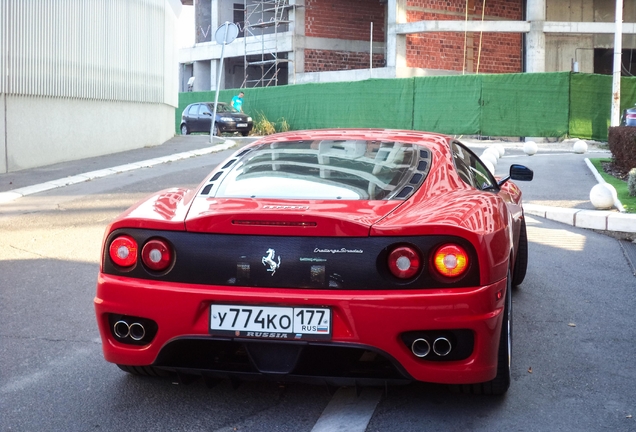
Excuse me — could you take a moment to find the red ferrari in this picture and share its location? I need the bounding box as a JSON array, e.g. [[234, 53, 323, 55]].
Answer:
[[95, 129, 533, 395]]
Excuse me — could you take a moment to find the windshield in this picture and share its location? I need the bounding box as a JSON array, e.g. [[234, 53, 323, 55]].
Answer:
[[209, 103, 239, 113], [210, 140, 432, 200]]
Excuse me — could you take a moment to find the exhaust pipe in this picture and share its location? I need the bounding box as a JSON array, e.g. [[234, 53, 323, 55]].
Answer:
[[113, 320, 146, 341], [114, 321, 130, 339], [411, 338, 431, 358], [433, 337, 452, 357], [129, 323, 146, 341]]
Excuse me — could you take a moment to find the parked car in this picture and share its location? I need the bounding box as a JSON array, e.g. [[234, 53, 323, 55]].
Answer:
[[180, 102, 253, 136], [95, 129, 533, 395], [621, 105, 636, 126]]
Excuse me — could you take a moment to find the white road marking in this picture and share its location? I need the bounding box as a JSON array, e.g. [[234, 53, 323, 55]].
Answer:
[[311, 387, 383, 432]]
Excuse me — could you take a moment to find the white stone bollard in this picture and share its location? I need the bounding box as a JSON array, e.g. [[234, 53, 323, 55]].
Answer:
[[494, 144, 505, 157], [481, 151, 498, 167], [590, 183, 617, 209], [523, 141, 538, 155], [482, 159, 496, 175], [573, 140, 588, 154], [484, 147, 500, 159]]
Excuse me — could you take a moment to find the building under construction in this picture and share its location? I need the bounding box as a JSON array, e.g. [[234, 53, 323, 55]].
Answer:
[[178, 0, 636, 92]]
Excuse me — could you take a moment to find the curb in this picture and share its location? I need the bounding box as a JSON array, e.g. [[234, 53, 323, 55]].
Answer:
[[524, 204, 636, 234]]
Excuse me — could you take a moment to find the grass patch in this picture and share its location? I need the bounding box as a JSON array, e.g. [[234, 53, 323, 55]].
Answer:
[[589, 158, 636, 213], [250, 112, 290, 136]]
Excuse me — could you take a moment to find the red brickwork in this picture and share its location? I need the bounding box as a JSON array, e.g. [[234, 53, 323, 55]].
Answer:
[[304, 0, 386, 73], [305, 0, 385, 41], [302, 0, 522, 74], [305, 50, 385, 72], [406, 0, 523, 73]]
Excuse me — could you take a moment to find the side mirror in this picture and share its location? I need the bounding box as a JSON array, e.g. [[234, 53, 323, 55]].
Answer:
[[510, 164, 534, 181], [497, 164, 533, 187]]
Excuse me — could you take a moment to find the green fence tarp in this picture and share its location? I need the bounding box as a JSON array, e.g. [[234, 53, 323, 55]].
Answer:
[[413, 75, 481, 135], [481, 72, 570, 137], [247, 79, 414, 130], [569, 74, 636, 141], [178, 72, 636, 141]]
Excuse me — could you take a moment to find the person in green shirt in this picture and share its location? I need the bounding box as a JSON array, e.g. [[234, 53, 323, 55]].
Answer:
[[231, 91, 244, 113]]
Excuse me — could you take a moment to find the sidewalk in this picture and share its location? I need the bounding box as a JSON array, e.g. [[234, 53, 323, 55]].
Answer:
[[1, 135, 634, 238]]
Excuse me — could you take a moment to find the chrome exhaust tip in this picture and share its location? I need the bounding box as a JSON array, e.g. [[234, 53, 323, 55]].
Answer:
[[113, 321, 130, 339], [433, 337, 452, 357], [129, 323, 146, 341], [411, 338, 431, 358]]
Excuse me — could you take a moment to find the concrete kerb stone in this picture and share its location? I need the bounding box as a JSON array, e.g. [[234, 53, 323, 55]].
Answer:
[[0, 191, 23, 204], [607, 213, 636, 233], [575, 210, 614, 231], [525, 205, 582, 228]]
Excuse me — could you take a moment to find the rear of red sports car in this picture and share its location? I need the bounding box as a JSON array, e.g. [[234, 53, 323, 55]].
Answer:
[[95, 129, 530, 395]]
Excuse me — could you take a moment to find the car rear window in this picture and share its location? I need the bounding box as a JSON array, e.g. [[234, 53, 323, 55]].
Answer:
[[209, 140, 432, 200]]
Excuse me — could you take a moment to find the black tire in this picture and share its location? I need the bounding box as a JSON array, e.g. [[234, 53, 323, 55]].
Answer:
[[512, 217, 528, 287], [451, 271, 512, 395], [116, 364, 169, 377], [180, 124, 189, 135], [212, 124, 219, 136], [240, 131, 249, 137]]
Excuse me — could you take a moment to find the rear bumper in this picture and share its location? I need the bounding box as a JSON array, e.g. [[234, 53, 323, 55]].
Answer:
[[95, 274, 506, 385]]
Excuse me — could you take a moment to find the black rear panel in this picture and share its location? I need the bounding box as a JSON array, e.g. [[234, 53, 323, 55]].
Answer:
[[103, 229, 480, 290], [152, 337, 411, 385]]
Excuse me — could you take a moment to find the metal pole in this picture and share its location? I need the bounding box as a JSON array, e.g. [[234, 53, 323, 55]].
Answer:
[[210, 22, 230, 143], [610, 0, 623, 127], [370, 22, 373, 73]]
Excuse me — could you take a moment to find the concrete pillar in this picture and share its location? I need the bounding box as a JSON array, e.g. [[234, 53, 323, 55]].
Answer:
[[386, 0, 407, 69], [288, 0, 305, 83], [193, 60, 212, 91], [195, 0, 212, 43], [526, 0, 546, 72]]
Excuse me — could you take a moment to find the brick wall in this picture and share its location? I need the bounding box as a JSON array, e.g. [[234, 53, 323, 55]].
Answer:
[[406, 0, 523, 73], [302, 0, 523, 74], [305, 0, 385, 41], [305, 50, 385, 72], [304, 0, 386, 73]]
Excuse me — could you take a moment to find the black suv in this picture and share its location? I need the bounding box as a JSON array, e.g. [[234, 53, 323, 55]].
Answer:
[[180, 102, 253, 136]]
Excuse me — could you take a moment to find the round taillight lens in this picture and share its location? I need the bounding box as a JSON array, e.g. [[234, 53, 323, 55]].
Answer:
[[109, 236, 138, 267], [388, 246, 421, 279], [433, 244, 469, 278], [141, 239, 172, 271]]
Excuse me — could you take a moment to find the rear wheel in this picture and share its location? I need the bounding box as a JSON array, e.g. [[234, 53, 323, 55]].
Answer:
[[116, 364, 169, 377], [451, 271, 511, 395], [512, 218, 528, 287], [180, 124, 189, 135]]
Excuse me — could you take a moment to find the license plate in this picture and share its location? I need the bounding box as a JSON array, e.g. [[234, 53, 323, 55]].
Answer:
[[237, 123, 248, 127], [210, 304, 331, 340]]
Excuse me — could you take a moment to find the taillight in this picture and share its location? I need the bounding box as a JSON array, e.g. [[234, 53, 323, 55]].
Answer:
[[432, 244, 469, 278], [109, 236, 138, 267], [141, 239, 173, 271], [388, 246, 421, 279]]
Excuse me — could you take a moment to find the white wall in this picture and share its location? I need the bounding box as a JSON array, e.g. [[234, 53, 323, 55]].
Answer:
[[4, 96, 175, 172], [0, 0, 181, 173]]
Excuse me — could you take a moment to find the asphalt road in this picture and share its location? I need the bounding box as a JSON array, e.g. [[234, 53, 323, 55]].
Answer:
[[1, 143, 635, 431]]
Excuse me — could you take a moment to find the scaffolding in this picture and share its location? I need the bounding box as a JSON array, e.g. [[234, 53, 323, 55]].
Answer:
[[242, 0, 294, 88]]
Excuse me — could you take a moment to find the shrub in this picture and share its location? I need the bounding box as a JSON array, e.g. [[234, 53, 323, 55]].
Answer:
[[251, 112, 290, 136], [608, 126, 636, 172], [629, 168, 636, 197]]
